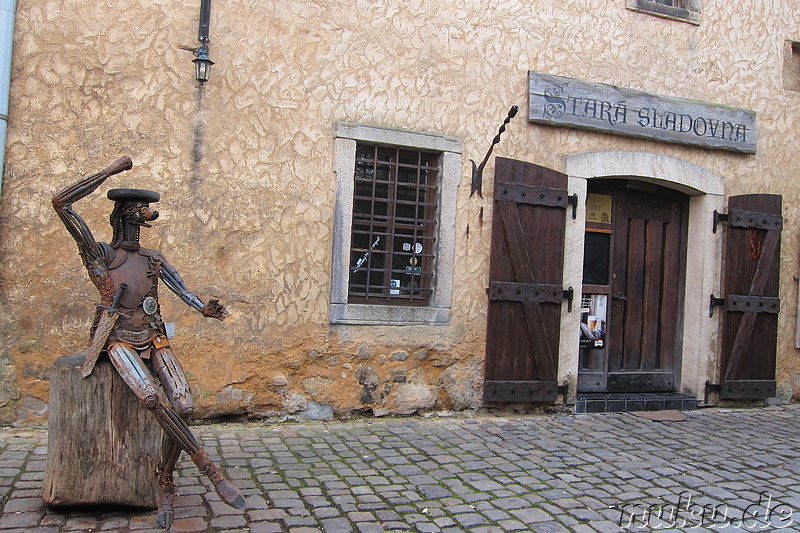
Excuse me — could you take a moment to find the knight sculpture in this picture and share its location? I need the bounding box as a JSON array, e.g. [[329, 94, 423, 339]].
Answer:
[[52, 156, 245, 529]]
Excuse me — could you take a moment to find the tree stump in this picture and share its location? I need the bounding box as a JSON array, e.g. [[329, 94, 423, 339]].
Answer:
[[43, 353, 161, 508]]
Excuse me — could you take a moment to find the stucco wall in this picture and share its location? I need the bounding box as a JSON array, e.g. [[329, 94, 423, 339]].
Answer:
[[1, 0, 798, 423]]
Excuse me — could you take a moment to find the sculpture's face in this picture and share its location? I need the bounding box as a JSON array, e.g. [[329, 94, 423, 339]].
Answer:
[[122, 201, 159, 228]]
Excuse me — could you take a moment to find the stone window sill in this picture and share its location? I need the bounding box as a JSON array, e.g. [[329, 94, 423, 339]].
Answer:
[[627, 0, 701, 25], [329, 303, 451, 326]]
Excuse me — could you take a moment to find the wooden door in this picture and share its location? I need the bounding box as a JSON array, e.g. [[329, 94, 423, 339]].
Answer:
[[606, 189, 686, 392], [719, 194, 782, 399], [484, 158, 569, 402]]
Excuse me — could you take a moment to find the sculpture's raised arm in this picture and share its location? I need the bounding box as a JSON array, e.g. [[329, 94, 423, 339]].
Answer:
[[51, 156, 133, 259]]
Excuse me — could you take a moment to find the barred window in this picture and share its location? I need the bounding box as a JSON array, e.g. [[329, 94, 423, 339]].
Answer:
[[348, 144, 440, 305], [330, 123, 460, 326]]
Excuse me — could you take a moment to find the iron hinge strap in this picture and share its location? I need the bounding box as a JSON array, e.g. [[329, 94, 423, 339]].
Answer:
[[704, 381, 778, 403], [714, 209, 783, 233], [719, 380, 777, 400], [488, 282, 574, 313], [497, 184, 570, 208], [484, 380, 559, 402], [488, 281, 562, 303], [730, 209, 783, 231], [726, 294, 780, 314], [709, 294, 780, 317]]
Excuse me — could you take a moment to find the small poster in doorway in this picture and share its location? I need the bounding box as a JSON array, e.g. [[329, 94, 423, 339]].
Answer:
[[580, 294, 607, 348], [586, 194, 612, 224]]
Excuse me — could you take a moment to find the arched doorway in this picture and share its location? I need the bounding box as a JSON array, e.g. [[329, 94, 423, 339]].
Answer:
[[562, 151, 725, 402]]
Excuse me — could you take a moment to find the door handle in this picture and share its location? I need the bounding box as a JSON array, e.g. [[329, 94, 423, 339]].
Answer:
[[612, 292, 627, 301]]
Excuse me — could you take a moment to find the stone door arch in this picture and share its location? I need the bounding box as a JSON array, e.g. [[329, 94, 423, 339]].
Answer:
[[561, 150, 724, 403]]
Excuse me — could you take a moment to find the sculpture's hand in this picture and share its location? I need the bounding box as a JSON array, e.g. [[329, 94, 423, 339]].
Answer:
[[201, 299, 228, 320], [52, 156, 135, 260], [102, 156, 133, 177]]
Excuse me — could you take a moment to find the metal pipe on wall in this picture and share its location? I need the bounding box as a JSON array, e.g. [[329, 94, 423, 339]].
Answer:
[[0, 0, 16, 198], [198, 0, 211, 43]]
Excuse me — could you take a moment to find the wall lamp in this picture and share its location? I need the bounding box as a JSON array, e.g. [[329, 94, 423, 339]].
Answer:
[[193, 43, 214, 83], [193, 0, 214, 83]]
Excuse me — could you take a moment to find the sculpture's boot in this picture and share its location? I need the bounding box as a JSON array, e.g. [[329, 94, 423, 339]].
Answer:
[[191, 449, 245, 509], [156, 470, 175, 530], [157, 438, 181, 529]]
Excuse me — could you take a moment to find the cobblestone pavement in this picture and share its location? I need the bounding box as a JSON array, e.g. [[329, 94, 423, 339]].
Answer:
[[1, 405, 800, 532]]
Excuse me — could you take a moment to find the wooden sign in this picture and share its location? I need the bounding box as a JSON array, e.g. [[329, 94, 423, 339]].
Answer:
[[528, 71, 757, 154]]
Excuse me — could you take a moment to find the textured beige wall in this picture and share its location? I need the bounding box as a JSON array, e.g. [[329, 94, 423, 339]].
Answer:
[[1, 0, 799, 423]]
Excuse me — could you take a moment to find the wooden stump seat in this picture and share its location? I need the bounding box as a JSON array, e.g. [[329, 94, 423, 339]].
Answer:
[[43, 353, 160, 508]]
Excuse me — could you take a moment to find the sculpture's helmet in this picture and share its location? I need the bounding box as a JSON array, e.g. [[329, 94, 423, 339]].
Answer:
[[107, 188, 160, 227]]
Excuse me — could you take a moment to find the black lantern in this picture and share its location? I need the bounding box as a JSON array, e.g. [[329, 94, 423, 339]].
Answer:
[[193, 44, 214, 83]]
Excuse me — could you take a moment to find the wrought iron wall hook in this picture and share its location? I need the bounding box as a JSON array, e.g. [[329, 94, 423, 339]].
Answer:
[[470, 105, 519, 198]]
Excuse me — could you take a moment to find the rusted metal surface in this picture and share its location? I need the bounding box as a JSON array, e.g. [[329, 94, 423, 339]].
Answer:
[[52, 157, 243, 529]]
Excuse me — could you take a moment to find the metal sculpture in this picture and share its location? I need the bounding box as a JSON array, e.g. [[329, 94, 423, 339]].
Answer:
[[470, 105, 519, 198], [52, 156, 244, 529]]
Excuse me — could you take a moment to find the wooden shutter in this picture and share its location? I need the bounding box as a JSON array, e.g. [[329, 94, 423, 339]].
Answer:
[[719, 194, 782, 399], [484, 158, 569, 402]]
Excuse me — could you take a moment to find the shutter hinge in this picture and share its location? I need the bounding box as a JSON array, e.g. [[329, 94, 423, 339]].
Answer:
[[705, 380, 721, 404], [563, 286, 574, 313], [709, 294, 726, 317], [557, 382, 569, 405], [713, 210, 728, 234], [567, 193, 578, 220], [714, 209, 782, 233]]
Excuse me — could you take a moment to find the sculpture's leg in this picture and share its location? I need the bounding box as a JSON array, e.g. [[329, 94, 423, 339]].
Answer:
[[152, 347, 194, 416], [152, 347, 195, 529], [106, 343, 245, 527], [156, 450, 176, 530]]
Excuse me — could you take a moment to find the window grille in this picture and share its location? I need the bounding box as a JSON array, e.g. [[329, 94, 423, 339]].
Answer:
[[348, 144, 440, 305]]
